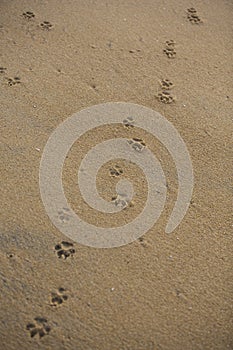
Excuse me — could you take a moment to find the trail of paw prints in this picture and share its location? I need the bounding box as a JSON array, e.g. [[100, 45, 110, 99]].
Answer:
[[50, 288, 68, 307], [163, 40, 176, 59], [157, 78, 175, 104], [54, 241, 75, 259], [21, 11, 53, 31], [187, 8, 202, 24], [26, 317, 51, 339]]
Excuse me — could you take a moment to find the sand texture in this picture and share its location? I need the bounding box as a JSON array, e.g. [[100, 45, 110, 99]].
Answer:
[[0, 0, 232, 349]]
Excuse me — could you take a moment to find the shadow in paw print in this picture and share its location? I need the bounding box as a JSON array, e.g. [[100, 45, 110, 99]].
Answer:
[[54, 241, 75, 259], [0, 67, 7, 74], [26, 317, 51, 338], [50, 287, 68, 306]]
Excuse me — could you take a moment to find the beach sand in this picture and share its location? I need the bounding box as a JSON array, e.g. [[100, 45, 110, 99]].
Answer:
[[0, 0, 232, 349]]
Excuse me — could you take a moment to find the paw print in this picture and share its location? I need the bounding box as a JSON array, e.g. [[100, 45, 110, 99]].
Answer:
[[160, 79, 174, 90], [50, 288, 68, 306], [128, 138, 146, 152], [0, 67, 7, 74], [137, 237, 148, 248], [58, 207, 71, 223], [157, 79, 175, 104], [40, 21, 53, 30], [157, 91, 175, 104], [26, 317, 51, 338], [165, 39, 175, 46], [123, 116, 135, 128], [54, 241, 75, 259], [163, 40, 176, 59], [187, 8, 202, 24], [22, 11, 35, 20], [112, 194, 130, 209], [6, 77, 21, 86], [109, 165, 123, 177]]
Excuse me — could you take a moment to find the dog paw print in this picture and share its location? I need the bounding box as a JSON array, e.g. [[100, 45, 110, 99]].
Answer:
[[160, 78, 174, 90], [26, 317, 51, 338], [163, 40, 176, 59], [58, 207, 71, 223], [187, 8, 202, 24], [137, 237, 148, 248], [50, 288, 68, 306], [157, 90, 175, 104], [112, 194, 131, 209], [109, 165, 123, 177], [6, 77, 21, 86], [123, 116, 135, 128], [40, 21, 53, 30], [157, 79, 175, 104], [128, 138, 146, 152], [54, 241, 75, 259], [22, 11, 35, 20], [0, 67, 7, 74]]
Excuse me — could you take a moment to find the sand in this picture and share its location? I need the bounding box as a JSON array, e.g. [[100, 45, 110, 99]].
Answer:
[[0, 0, 232, 349]]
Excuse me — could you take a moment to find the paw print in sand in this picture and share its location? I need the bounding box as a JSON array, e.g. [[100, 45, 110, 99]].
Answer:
[[163, 40, 176, 59], [22, 11, 35, 20], [137, 237, 148, 248], [187, 8, 202, 24], [40, 21, 53, 30], [128, 138, 146, 152], [160, 79, 174, 90], [58, 207, 71, 223], [109, 165, 123, 177], [54, 241, 75, 259], [26, 317, 51, 338], [157, 79, 175, 104], [6, 77, 21, 86], [123, 116, 135, 128], [50, 288, 68, 306], [112, 194, 131, 210], [157, 91, 175, 104]]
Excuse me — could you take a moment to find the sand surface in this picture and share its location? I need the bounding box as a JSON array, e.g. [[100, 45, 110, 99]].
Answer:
[[0, 0, 232, 349]]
